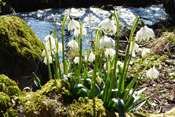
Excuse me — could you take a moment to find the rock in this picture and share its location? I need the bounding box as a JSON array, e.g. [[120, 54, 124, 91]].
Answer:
[[0, 16, 49, 90], [19, 79, 70, 117]]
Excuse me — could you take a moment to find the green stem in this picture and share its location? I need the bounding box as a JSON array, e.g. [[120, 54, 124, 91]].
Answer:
[[79, 20, 83, 75], [43, 43, 52, 79], [107, 11, 120, 101], [62, 15, 67, 74], [117, 16, 139, 97], [90, 29, 100, 98]]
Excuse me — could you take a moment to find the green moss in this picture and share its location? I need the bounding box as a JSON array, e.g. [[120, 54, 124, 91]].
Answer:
[[0, 16, 43, 74], [0, 74, 21, 96], [67, 97, 106, 117], [21, 79, 70, 116], [24, 93, 56, 114], [0, 92, 11, 115], [39, 79, 70, 96]]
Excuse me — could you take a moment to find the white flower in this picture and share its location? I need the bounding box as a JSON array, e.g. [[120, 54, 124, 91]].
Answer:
[[129, 42, 139, 57], [44, 35, 55, 42], [135, 25, 155, 42], [105, 48, 116, 57], [117, 61, 124, 68], [45, 37, 56, 51], [96, 76, 102, 84], [85, 52, 95, 62], [115, 61, 124, 72], [67, 40, 78, 48], [43, 55, 53, 65], [73, 57, 79, 64], [98, 19, 116, 34], [97, 36, 115, 49], [68, 19, 80, 31], [141, 48, 151, 58], [146, 67, 159, 79], [74, 27, 87, 36], [55, 42, 63, 53]]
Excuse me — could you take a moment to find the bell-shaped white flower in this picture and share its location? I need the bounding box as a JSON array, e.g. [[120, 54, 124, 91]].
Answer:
[[44, 35, 55, 42], [67, 40, 78, 48], [98, 19, 116, 34], [105, 48, 116, 57], [146, 67, 159, 79], [73, 57, 79, 64], [129, 42, 139, 57], [43, 55, 53, 65], [97, 36, 115, 49], [45, 36, 56, 51], [68, 19, 80, 31], [135, 25, 155, 42], [85, 52, 95, 62], [74, 26, 87, 37], [141, 48, 151, 58], [55, 42, 63, 53]]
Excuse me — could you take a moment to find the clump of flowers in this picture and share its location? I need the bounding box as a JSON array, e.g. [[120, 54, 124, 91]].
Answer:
[[41, 11, 165, 116]]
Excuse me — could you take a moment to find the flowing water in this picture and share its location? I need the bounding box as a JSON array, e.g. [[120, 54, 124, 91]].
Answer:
[[7, 4, 168, 50]]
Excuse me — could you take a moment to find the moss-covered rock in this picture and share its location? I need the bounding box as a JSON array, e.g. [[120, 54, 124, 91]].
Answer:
[[0, 74, 21, 96], [19, 79, 70, 116], [0, 92, 11, 115], [67, 97, 106, 117], [0, 16, 49, 90]]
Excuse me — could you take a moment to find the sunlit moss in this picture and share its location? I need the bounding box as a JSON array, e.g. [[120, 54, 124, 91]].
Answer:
[[0, 74, 21, 96], [67, 97, 106, 117]]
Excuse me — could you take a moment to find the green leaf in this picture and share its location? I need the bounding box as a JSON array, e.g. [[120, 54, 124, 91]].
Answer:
[[112, 98, 125, 117], [131, 101, 146, 113], [126, 90, 166, 112]]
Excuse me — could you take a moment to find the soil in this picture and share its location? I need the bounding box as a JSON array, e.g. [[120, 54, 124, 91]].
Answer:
[[120, 20, 175, 114]]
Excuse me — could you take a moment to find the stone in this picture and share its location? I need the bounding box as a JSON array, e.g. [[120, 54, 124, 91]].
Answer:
[[0, 16, 49, 90]]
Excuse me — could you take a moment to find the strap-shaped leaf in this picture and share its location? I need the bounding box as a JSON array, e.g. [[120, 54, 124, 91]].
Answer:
[[112, 98, 125, 117]]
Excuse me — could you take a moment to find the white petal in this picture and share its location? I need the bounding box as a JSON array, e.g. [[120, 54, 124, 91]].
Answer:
[[135, 25, 155, 42], [98, 36, 115, 49], [74, 57, 79, 64], [105, 48, 116, 57], [141, 48, 150, 58], [146, 67, 159, 79], [68, 40, 78, 48], [74, 27, 87, 36], [68, 19, 80, 31], [85, 52, 95, 62], [98, 19, 116, 34]]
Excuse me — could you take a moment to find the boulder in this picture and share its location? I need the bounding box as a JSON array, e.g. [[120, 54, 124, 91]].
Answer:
[[0, 16, 49, 90]]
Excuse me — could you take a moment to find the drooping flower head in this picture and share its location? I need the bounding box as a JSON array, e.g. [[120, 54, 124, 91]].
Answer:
[[68, 18, 80, 31], [97, 36, 115, 49], [74, 26, 87, 37], [67, 39, 78, 48], [146, 66, 159, 79], [73, 57, 79, 64], [44, 35, 56, 51], [105, 48, 116, 57], [135, 24, 155, 42], [141, 48, 151, 58], [98, 18, 116, 34], [128, 42, 139, 57], [85, 52, 95, 62]]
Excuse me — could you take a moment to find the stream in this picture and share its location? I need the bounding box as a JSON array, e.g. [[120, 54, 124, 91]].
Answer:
[[7, 4, 168, 50]]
